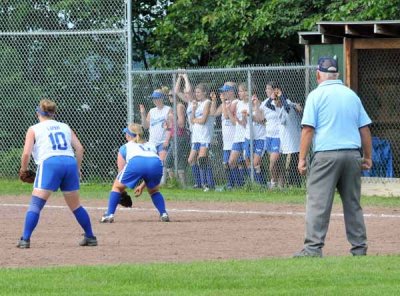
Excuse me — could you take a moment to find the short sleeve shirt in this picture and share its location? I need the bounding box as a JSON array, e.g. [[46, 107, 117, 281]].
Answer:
[[301, 80, 371, 152]]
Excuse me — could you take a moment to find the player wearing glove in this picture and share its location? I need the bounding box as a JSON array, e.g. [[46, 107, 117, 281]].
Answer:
[[118, 191, 133, 208], [19, 169, 36, 183], [17, 99, 97, 249], [100, 123, 170, 223]]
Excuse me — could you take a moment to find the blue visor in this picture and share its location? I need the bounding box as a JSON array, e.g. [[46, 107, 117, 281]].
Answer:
[[123, 127, 136, 137], [35, 106, 54, 117], [219, 85, 235, 92], [151, 91, 164, 99]]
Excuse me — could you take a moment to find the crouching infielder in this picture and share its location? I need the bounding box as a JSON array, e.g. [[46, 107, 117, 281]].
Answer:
[[100, 123, 170, 223]]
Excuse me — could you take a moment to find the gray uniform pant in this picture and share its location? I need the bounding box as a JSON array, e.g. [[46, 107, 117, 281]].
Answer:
[[304, 150, 368, 256]]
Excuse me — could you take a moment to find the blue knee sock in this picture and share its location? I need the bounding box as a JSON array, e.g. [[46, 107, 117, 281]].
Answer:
[[107, 191, 121, 215], [233, 168, 244, 186], [231, 167, 238, 186], [245, 168, 251, 179], [206, 166, 215, 188], [73, 206, 94, 238], [255, 171, 262, 184], [151, 192, 166, 215], [199, 168, 206, 187], [226, 167, 234, 188], [22, 196, 46, 241], [192, 165, 202, 187], [239, 167, 251, 185]]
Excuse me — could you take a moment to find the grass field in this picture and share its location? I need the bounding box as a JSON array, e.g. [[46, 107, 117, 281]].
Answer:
[[2, 179, 400, 206], [1, 257, 400, 295], [1, 179, 400, 295]]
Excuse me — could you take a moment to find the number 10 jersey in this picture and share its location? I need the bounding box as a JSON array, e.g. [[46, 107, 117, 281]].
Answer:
[[31, 120, 75, 165]]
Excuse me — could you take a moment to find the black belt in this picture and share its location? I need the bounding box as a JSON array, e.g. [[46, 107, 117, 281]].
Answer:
[[317, 148, 360, 152]]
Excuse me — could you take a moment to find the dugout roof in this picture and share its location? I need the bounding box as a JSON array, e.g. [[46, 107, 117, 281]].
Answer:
[[298, 20, 400, 45]]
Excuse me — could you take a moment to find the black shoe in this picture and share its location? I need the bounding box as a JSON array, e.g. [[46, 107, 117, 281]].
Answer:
[[293, 249, 322, 258], [79, 235, 98, 246], [17, 237, 30, 249]]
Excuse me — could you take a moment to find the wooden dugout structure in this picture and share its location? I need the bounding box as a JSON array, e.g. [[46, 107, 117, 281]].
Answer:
[[298, 20, 400, 90]]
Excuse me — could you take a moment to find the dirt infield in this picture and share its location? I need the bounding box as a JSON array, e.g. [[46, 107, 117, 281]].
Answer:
[[1, 195, 399, 268]]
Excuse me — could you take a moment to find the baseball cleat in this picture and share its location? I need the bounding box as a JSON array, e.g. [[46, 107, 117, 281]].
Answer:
[[79, 235, 98, 247], [17, 237, 30, 249], [100, 213, 114, 223], [160, 213, 170, 222]]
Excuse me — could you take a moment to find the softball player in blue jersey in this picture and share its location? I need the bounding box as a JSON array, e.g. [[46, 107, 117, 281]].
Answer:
[[100, 123, 170, 223], [17, 99, 97, 249]]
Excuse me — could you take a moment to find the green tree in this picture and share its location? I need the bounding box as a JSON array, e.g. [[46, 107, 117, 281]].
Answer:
[[51, 0, 171, 69], [149, 0, 400, 68]]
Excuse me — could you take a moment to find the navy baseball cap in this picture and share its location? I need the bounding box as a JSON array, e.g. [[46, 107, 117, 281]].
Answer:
[[219, 85, 235, 92], [317, 56, 338, 73]]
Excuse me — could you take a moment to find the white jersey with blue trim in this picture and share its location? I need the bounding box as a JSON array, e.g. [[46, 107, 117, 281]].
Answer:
[[260, 99, 281, 138], [120, 141, 159, 163], [221, 99, 237, 150], [233, 100, 248, 142], [221, 117, 235, 150], [191, 99, 213, 144], [186, 104, 193, 132], [148, 105, 171, 146], [31, 120, 75, 165], [245, 110, 267, 140], [278, 99, 301, 153]]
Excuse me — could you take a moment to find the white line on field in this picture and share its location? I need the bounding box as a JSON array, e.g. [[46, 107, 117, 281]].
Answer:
[[1, 203, 400, 219]]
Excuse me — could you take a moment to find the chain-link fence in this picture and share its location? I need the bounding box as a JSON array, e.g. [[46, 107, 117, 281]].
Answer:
[[358, 49, 400, 180], [132, 64, 400, 191], [0, 1, 127, 182], [131, 66, 315, 190], [1, 2, 398, 190]]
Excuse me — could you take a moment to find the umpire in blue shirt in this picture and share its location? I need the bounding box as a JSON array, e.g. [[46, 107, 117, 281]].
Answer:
[[294, 56, 373, 257]]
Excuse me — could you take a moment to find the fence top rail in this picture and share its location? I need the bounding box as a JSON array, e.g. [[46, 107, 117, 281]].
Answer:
[[132, 65, 316, 74], [0, 29, 126, 37]]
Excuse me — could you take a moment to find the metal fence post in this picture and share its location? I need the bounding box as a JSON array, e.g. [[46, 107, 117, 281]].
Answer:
[[172, 72, 178, 177], [126, 0, 133, 123], [247, 70, 254, 183]]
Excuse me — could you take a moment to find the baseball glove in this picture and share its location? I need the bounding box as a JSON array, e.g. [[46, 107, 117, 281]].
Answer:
[[119, 191, 133, 208], [19, 170, 36, 183]]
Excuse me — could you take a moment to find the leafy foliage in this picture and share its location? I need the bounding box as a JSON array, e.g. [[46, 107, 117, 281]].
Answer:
[[149, 0, 400, 68]]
